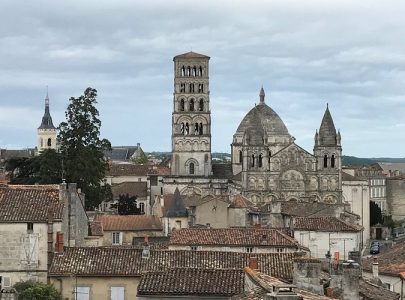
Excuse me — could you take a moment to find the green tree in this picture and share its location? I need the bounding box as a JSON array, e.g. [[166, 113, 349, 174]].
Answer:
[[370, 201, 382, 226], [13, 281, 61, 300], [58, 87, 111, 209], [111, 193, 143, 215]]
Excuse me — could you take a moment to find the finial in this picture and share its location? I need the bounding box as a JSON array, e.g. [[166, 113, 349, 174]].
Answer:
[[45, 86, 49, 106], [259, 86, 265, 104], [326, 102, 329, 109]]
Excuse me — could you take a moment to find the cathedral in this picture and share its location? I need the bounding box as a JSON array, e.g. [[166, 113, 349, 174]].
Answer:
[[164, 51, 343, 205]]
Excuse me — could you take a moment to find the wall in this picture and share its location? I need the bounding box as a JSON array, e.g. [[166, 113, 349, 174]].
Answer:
[[50, 276, 139, 300], [0, 222, 52, 286], [342, 180, 370, 244], [103, 230, 164, 246], [194, 198, 229, 228], [228, 208, 248, 227], [105, 175, 147, 185], [164, 217, 189, 236], [387, 178, 405, 221], [294, 230, 360, 259]]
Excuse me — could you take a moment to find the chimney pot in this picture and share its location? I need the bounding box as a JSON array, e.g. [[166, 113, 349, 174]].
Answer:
[[372, 257, 379, 279]]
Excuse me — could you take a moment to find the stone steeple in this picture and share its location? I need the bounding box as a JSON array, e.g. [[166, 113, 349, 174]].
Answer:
[[37, 90, 57, 154], [318, 104, 338, 146], [38, 90, 56, 130]]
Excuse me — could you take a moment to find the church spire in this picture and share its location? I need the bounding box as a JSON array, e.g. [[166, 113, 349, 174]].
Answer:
[[259, 86, 265, 104], [318, 104, 337, 146], [38, 89, 55, 130]]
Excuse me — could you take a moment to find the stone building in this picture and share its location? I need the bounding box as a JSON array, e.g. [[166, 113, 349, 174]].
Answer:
[[165, 51, 343, 207], [37, 91, 57, 154]]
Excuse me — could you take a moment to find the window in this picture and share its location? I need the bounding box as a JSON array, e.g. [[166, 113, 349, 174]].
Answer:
[[112, 232, 122, 245], [111, 286, 125, 300], [190, 99, 194, 111], [189, 83, 195, 93], [139, 202, 145, 214], [40, 138, 43, 148], [194, 123, 199, 135], [181, 66, 185, 76], [239, 151, 243, 163], [246, 247, 253, 253], [47, 138, 52, 147], [175, 220, 182, 229], [193, 66, 197, 77], [331, 155, 335, 168], [199, 99, 204, 111], [251, 155, 255, 167], [190, 246, 198, 251], [199, 123, 203, 135], [276, 248, 284, 253], [0, 276, 11, 289], [199, 66, 203, 76], [189, 163, 195, 175], [74, 286, 90, 300], [198, 84, 203, 93], [180, 83, 185, 92], [258, 154, 263, 168], [27, 222, 33, 234], [180, 99, 185, 111], [323, 155, 328, 168]]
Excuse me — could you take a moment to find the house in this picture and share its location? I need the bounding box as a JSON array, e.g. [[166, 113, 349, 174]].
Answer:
[[363, 241, 405, 298], [105, 181, 148, 214], [90, 214, 163, 246], [168, 227, 308, 254], [49, 247, 301, 300], [292, 216, 362, 259], [0, 183, 87, 288], [104, 144, 145, 163]]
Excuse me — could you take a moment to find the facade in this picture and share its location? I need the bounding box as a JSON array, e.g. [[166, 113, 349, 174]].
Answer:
[[0, 184, 87, 287], [386, 175, 405, 221], [37, 91, 57, 153]]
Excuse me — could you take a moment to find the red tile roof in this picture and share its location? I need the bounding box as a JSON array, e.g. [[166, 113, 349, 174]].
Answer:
[[49, 247, 298, 280], [106, 164, 170, 176], [0, 185, 63, 222], [137, 268, 244, 297], [293, 217, 361, 232], [363, 241, 405, 276], [169, 228, 301, 248], [229, 194, 254, 209], [111, 182, 147, 198], [95, 214, 163, 231]]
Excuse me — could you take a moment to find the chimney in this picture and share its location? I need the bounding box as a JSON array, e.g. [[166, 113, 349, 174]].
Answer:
[[248, 257, 258, 270], [293, 258, 323, 295], [342, 261, 360, 300], [55, 232, 64, 254], [372, 257, 379, 279]]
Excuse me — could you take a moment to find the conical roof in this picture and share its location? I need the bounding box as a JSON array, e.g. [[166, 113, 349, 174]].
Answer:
[[318, 105, 337, 146], [38, 92, 55, 130], [166, 188, 188, 218], [236, 88, 290, 138]]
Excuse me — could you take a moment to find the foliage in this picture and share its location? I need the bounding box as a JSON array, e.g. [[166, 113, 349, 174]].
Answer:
[[111, 193, 143, 215], [370, 201, 382, 226], [13, 281, 61, 300], [58, 87, 111, 209], [383, 215, 396, 229], [5, 149, 62, 184], [131, 153, 148, 164]]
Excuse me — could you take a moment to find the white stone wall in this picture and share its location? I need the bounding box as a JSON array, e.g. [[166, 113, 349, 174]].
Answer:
[[294, 230, 360, 259]]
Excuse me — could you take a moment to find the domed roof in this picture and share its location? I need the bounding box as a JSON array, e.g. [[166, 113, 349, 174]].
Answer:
[[236, 88, 290, 137]]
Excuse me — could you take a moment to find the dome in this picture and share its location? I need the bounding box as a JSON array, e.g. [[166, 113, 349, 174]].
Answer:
[[235, 89, 290, 138]]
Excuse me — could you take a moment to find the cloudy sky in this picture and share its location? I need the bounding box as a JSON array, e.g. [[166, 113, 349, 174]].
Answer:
[[0, 0, 404, 157]]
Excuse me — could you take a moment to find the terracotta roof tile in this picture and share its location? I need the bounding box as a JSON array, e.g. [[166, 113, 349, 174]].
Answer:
[[293, 217, 361, 232], [363, 241, 405, 276], [137, 268, 244, 297], [95, 214, 163, 231], [111, 182, 147, 199], [169, 228, 301, 248], [49, 248, 298, 280], [0, 185, 63, 222], [359, 278, 399, 300], [230, 194, 254, 208], [106, 164, 170, 176]]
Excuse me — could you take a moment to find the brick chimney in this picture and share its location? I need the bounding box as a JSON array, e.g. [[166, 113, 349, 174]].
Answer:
[[55, 232, 64, 254]]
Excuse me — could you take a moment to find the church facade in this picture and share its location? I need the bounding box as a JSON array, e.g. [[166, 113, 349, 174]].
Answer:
[[164, 51, 343, 205]]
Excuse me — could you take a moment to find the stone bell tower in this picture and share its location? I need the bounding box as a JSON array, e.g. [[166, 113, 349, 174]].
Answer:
[[171, 52, 212, 176], [37, 90, 57, 154]]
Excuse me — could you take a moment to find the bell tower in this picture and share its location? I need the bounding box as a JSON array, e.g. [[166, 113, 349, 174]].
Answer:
[[171, 52, 212, 176], [37, 90, 57, 154]]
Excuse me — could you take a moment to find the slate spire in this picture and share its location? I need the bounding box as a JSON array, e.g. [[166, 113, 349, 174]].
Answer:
[[38, 89, 55, 130], [318, 104, 337, 146], [166, 188, 188, 218]]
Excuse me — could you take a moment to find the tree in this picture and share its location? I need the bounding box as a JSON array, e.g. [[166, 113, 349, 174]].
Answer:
[[370, 201, 382, 226], [58, 87, 111, 209], [111, 193, 143, 215], [13, 281, 61, 300]]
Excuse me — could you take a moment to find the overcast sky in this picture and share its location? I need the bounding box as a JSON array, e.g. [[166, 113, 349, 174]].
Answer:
[[0, 0, 404, 157]]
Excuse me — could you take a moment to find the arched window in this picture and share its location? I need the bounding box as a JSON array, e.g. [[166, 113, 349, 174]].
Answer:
[[185, 123, 189, 135], [251, 154, 255, 167], [193, 66, 197, 77], [180, 83, 185, 93], [258, 154, 263, 168], [190, 99, 194, 111], [181, 123, 185, 135], [199, 99, 204, 111], [199, 66, 203, 76], [47, 138, 52, 147], [239, 151, 243, 163], [194, 123, 199, 135], [323, 155, 328, 168], [189, 83, 194, 93], [199, 123, 203, 135], [268, 150, 271, 164], [189, 163, 195, 175], [180, 99, 185, 111], [181, 66, 185, 76], [198, 84, 203, 93], [331, 155, 335, 168], [187, 66, 191, 76], [40, 138, 43, 148]]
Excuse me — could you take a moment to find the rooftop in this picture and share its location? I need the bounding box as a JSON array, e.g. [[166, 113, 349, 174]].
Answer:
[[94, 214, 163, 232], [111, 181, 147, 199], [363, 241, 405, 276], [293, 216, 361, 232], [106, 163, 170, 177]]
